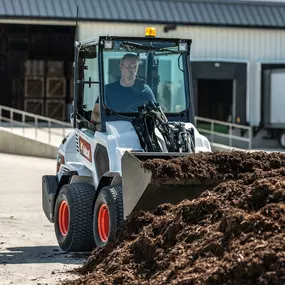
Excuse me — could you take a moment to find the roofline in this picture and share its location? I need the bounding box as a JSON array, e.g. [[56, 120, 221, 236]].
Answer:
[[1, 16, 285, 30], [141, 0, 285, 6], [0, 18, 75, 26], [133, 0, 285, 4]]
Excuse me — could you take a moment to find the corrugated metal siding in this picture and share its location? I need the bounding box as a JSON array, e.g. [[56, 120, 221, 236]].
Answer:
[[79, 22, 285, 125], [79, 22, 285, 61], [1, 0, 285, 28]]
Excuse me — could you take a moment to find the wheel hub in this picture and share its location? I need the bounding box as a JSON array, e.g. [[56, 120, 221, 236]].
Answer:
[[58, 200, 69, 236], [98, 204, 110, 242]]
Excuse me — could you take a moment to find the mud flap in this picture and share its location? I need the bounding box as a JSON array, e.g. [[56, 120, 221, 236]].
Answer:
[[121, 151, 217, 218], [42, 175, 58, 222]]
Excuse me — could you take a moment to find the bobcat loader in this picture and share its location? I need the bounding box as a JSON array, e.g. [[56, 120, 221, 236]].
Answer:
[[42, 27, 213, 252]]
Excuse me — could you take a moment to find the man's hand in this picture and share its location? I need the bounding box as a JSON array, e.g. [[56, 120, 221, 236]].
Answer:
[[91, 103, 100, 122]]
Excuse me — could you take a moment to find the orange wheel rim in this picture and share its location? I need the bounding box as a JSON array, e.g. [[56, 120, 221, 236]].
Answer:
[[98, 204, 110, 242], [58, 200, 69, 236]]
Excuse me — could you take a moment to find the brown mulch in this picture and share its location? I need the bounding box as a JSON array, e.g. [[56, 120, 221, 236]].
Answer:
[[62, 151, 285, 285], [141, 151, 285, 181]]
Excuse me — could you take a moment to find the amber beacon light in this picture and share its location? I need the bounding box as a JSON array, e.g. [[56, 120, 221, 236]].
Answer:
[[145, 27, 157, 37]]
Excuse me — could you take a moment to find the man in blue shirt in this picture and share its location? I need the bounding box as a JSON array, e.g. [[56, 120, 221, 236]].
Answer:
[[105, 53, 155, 112], [91, 53, 155, 122]]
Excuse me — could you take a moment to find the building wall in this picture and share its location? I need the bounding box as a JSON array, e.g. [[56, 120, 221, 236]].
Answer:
[[79, 22, 285, 126]]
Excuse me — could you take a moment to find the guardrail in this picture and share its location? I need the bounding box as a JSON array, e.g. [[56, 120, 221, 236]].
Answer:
[[0, 104, 252, 149], [195, 116, 252, 149], [0, 105, 72, 146]]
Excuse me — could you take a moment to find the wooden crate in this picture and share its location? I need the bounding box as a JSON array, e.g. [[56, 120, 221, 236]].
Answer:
[[24, 76, 45, 98], [45, 99, 66, 121], [46, 77, 66, 99], [24, 60, 45, 76], [24, 99, 44, 116], [47, 61, 64, 76]]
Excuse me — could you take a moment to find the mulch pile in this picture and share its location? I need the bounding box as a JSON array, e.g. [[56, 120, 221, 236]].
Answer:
[[141, 151, 285, 182], [62, 151, 285, 285]]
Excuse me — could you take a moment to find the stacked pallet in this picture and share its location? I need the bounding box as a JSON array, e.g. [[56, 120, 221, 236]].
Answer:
[[46, 61, 66, 121], [24, 60, 45, 116], [23, 60, 67, 120]]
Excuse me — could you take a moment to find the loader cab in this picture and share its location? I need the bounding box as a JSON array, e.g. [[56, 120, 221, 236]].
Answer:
[[73, 29, 195, 132]]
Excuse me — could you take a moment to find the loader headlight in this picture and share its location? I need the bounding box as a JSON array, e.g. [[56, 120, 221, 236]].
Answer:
[[179, 41, 188, 52], [104, 40, 113, 49], [56, 153, 65, 173]]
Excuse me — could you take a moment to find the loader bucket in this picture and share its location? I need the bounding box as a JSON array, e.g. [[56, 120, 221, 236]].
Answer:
[[121, 151, 219, 219]]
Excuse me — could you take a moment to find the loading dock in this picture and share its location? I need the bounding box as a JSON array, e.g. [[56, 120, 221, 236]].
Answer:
[[0, 24, 75, 121], [261, 62, 285, 147], [191, 60, 248, 125], [196, 78, 234, 122]]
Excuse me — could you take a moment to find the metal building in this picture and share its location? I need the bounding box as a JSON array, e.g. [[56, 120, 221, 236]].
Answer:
[[1, 0, 285, 145]]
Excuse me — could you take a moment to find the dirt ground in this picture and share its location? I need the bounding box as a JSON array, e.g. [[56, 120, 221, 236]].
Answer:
[[61, 151, 285, 285]]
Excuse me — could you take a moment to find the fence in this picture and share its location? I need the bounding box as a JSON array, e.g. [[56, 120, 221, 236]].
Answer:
[[0, 104, 72, 146], [195, 116, 252, 149], [0, 104, 252, 149]]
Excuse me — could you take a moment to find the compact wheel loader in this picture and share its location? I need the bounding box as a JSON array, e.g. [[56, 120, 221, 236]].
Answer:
[[42, 27, 213, 252]]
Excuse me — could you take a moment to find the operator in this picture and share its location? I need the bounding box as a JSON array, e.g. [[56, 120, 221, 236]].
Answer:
[[91, 53, 155, 122]]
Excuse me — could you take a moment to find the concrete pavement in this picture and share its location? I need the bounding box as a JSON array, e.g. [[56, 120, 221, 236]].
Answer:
[[0, 153, 86, 285]]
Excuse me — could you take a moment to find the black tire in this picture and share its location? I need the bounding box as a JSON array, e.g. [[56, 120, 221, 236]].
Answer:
[[54, 183, 95, 252], [93, 185, 124, 248]]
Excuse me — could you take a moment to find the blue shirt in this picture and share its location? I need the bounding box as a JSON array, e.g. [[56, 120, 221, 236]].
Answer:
[[104, 80, 155, 112]]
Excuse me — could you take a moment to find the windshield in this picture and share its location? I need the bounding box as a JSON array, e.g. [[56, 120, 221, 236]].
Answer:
[[102, 39, 188, 113]]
